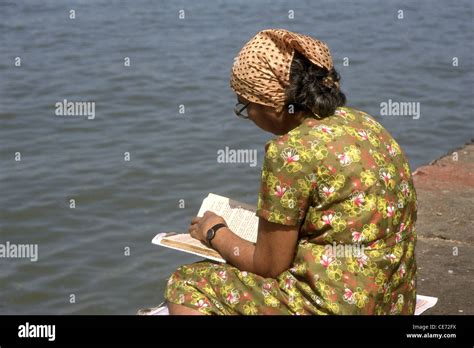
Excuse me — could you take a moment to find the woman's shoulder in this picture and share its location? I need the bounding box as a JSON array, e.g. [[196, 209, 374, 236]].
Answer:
[[263, 106, 384, 153], [263, 134, 291, 154], [263, 127, 308, 156], [333, 106, 388, 131], [335, 106, 376, 119]]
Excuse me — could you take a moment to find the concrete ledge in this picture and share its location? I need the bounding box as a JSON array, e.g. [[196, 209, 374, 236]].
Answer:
[[413, 140, 474, 315]]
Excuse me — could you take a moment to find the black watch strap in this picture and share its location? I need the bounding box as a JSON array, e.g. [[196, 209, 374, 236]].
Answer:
[[206, 223, 227, 247]]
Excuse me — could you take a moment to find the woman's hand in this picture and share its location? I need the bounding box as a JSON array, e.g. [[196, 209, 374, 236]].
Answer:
[[189, 211, 227, 244]]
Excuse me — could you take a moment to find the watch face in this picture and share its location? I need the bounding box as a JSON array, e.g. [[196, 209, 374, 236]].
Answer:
[[206, 228, 215, 241]]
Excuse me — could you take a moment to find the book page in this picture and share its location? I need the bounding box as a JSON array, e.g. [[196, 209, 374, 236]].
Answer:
[[153, 232, 225, 263], [152, 193, 259, 263], [415, 295, 438, 315], [197, 193, 258, 243]]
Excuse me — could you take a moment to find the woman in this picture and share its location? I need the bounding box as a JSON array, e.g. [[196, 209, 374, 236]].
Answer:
[[164, 29, 417, 315]]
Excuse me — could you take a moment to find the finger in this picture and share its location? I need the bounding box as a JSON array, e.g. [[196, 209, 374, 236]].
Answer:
[[191, 216, 201, 225], [190, 228, 200, 241]]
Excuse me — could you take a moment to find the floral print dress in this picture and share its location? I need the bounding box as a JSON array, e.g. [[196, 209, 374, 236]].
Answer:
[[164, 107, 417, 315]]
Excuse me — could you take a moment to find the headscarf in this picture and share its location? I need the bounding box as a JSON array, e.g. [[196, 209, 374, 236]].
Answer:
[[230, 28, 336, 113]]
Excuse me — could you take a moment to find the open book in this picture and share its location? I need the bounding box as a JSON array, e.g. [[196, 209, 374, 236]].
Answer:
[[152, 193, 258, 263]]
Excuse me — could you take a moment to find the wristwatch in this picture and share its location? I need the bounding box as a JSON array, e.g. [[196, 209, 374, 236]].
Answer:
[[206, 223, 227, 248]]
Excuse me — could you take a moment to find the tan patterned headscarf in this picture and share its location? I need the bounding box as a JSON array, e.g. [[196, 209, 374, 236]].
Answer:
[[230, 28, 335, 113]]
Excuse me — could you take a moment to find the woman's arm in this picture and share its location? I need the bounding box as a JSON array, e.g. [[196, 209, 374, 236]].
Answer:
[[189, 211, 299, 278]]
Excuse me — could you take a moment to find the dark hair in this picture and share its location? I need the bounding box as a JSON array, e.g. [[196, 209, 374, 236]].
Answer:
[[285, 50, 346, 118]]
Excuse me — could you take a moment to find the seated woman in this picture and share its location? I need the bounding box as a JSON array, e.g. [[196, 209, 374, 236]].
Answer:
[[164, 29, 417, 315]]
